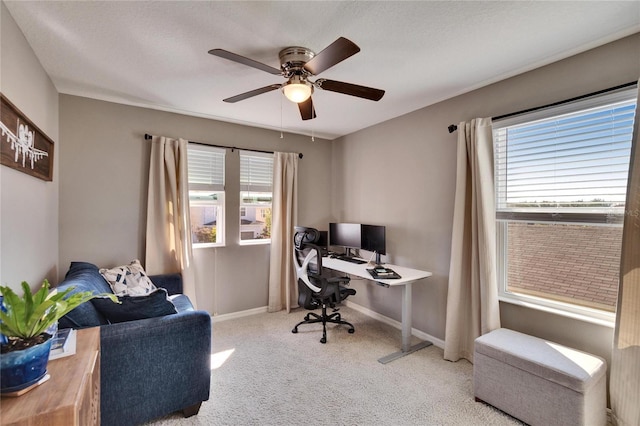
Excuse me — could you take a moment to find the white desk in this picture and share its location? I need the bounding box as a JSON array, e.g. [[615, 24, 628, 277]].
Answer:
[[322, 257, 433, 363]]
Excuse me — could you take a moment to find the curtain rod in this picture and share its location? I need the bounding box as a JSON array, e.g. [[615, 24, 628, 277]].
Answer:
[[144, 133, 303, 159], [447, 81, 638, 133]]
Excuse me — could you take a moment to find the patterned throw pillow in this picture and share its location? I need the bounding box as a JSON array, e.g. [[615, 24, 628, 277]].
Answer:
[[99, 259, 157, 297]]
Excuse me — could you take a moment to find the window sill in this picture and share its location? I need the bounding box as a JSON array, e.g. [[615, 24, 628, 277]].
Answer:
[[193, 243, 225, 249], [239, 239, 271, 246], [499, 293, 615, 328]]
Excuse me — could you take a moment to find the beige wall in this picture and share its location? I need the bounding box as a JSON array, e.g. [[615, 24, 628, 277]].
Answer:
[[333, 33, 640, 367], [58, 95, 333, 314], [0, 4, 59, 291]]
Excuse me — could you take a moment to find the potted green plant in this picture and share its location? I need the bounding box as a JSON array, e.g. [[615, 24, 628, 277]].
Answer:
[[0, 279, 118, 393]]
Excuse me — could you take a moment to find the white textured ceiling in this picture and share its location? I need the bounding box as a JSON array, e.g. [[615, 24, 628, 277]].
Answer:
[[4, 1, 640, 140]]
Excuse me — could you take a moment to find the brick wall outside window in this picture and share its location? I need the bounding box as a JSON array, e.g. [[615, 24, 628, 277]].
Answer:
[[506, 222, 622, 311]]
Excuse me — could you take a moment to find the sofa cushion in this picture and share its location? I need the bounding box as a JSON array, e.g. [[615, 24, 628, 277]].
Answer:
[[169, 294, 195, 312], [57, 262, 110, 328], [91, 288, 177, 323], [99, 259, 157, 297], [150, 273, 183, 295]]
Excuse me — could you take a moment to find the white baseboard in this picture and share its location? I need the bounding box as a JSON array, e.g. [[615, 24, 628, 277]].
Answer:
[[212, 306, 268, 323], [344, 300, 445, 349], [212, 302, 445, 350]]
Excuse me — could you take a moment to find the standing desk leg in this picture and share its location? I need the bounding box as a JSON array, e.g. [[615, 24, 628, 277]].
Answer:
[[401, 281, 412, 352], [378, 281, 433, 364]]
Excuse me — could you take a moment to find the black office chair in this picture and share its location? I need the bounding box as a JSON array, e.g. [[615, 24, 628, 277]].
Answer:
[[291, 226, 356, 343]]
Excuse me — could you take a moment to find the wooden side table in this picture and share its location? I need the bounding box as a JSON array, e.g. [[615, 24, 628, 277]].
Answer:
[[1, 327, 101, 426]]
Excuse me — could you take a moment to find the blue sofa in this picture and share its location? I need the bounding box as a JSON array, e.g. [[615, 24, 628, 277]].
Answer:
[[56, 262, 211, 426]]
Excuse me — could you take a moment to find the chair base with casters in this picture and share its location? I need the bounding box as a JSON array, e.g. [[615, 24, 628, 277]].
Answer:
[[291, 294, 355, 344]]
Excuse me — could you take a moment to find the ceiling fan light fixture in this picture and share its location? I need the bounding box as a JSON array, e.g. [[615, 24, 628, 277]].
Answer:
[[283, 77, 313, 103]]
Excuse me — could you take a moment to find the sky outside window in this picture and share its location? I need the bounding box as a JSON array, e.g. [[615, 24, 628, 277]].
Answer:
[[495, 100, 636, 210]]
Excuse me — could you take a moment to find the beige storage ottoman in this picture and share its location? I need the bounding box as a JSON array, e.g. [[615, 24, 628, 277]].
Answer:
[[474, 328, 606, 426]]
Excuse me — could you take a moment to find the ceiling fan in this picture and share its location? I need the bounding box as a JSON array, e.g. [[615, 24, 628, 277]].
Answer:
[[208, 37, 385, 120]]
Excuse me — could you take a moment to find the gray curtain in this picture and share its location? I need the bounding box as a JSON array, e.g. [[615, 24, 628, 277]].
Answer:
[[267, 152, 299, 313], [610, 80, 640, 426], [444, 118, 501, 362]]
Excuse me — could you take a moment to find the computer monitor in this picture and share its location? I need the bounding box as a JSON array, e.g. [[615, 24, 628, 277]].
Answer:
[[313, 230, 329, 257], [317, 231, 328, 249], [329, 223, 361, 255], [361, 224, 386, 255], [329, 223, 386, 262]]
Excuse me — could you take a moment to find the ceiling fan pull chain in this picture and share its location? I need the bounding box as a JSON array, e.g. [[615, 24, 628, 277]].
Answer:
[[280, 93, 284, 139]]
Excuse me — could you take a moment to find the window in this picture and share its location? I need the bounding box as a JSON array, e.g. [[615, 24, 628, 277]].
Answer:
[[494, 87, 637, 324], [187, 144, 225, 247], [239, 151, 273, 244]]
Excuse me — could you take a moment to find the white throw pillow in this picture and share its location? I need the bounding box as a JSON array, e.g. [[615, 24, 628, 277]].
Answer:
[[99, 259, 157, 297]]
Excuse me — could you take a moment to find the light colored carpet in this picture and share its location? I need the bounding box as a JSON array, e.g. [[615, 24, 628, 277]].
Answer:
[[147, 306, 521, 425]]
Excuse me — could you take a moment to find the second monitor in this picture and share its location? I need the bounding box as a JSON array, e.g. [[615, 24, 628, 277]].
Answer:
[[361, 224, 386, 256]]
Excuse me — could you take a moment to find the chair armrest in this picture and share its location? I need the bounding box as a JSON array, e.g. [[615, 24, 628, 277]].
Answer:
[[99, 310, 211, 425], [150, 273, 183, 295]]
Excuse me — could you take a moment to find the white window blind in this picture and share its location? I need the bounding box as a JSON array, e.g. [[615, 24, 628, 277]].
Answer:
[[240, 151, 273, 193], [494, 89, 637, 224], [188, 144, 225, 191]]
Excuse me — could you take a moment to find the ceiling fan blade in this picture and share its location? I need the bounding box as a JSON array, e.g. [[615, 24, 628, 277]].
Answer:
[[208, 49, 282, 75], [317, 79, 385, 101], [303, 37, 360, 76], [223, 84, 282, 103], [298, 97, 317, 120]]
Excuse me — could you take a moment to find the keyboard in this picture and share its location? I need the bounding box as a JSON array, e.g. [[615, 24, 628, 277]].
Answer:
[[334, 255, 366, 265]]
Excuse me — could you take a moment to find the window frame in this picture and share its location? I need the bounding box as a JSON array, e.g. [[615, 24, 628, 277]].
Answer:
[[493, 86, 637, 326], [187, 144, 226, 248], [239, 150, 273, 245]]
